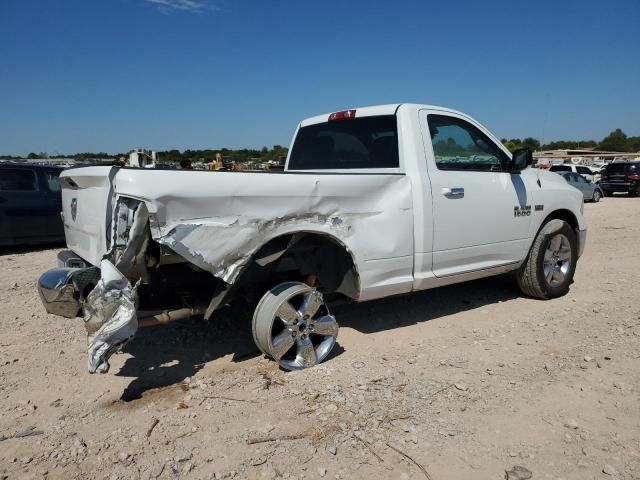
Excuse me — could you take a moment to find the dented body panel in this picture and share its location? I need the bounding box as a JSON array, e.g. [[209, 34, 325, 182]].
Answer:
[[62, 169, 415, 300]]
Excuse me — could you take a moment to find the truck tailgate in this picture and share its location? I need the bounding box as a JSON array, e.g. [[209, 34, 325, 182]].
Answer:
[[60, 166, 116, 266]]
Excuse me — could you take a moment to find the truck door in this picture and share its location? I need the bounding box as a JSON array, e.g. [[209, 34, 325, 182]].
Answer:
[[0, 167, 47, 244], [419, 111, 532, 277]]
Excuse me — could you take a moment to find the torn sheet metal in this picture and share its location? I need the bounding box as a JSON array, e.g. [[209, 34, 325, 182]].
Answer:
[[112, 170, 415, 296], [83, 260, 138, 374], [110, 197, 150, 280], [157, 212, 355, 284]]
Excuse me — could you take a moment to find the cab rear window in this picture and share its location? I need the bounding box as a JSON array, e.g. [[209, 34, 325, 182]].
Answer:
[[288, 115, 399, 170]]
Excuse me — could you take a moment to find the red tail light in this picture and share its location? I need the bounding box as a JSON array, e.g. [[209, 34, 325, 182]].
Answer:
[[328, 110, 356, 121], [601, 174, 608, 180], [627, 173, 640, 181]]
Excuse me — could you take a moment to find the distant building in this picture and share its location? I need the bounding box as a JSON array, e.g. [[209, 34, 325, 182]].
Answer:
[[534, 149, 639, 166]]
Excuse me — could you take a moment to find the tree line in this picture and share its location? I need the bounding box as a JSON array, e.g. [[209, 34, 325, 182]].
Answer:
[[0, 145, 290, 163], [501, 128, 640, 153], [2, 128, 638, 162]]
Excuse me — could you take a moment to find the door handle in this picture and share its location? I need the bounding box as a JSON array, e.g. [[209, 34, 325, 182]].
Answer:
[[442, 187, 464, 198]]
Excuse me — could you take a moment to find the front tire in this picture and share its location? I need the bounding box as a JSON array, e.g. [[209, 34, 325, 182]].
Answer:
[[592, 189, 601, 203], [517, 219, 577, 299], [252, 282, 338, 371]]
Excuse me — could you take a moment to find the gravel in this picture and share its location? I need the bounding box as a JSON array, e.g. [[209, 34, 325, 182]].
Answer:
[[0, 199, 639, 479]]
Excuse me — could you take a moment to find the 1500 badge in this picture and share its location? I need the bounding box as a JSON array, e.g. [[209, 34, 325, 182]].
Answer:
[[514, 205, 531, 217]]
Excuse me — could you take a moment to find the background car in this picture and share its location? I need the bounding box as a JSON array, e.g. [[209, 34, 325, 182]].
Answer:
[[0, 164, 65, 246], [600, 161, 640, 196], [549, 164, 596, 183], [558, 172, 604, 202]]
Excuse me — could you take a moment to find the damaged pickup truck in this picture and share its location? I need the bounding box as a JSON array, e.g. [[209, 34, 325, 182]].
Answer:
[[37, 104, 587, 374]]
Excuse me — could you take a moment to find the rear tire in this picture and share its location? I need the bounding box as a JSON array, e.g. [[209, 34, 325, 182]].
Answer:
[[517, 219, 577, 299], [252, 282, 338, 371]]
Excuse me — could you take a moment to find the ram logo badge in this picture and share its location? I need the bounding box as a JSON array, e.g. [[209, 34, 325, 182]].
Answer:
[[71, 198, 78, 221], [514, 205, 531, 217]]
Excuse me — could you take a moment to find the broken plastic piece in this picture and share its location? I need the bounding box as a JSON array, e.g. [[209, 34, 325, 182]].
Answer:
[[83, 260, 138, 374]]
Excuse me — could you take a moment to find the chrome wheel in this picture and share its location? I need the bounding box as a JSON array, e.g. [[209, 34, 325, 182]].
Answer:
[[543, 233, 572, 286], [253, 282, 338, 371]]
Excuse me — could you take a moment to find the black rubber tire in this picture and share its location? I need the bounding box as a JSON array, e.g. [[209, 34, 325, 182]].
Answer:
[[592, 189, 601, 203], [516, 219, 578, 299], [604, 190, 613, 197]]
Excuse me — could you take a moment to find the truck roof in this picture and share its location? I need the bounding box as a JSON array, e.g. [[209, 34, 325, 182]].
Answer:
[[299, 103, 470, 127]]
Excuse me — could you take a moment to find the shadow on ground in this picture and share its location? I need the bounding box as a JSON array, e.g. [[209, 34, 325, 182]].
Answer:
[[335, 273, 521, 334], [117, 308, 260, 401], [0, 242, 64, 257], [117, 274, 521, 401]]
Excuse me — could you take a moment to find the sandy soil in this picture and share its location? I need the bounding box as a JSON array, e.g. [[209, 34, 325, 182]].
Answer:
[[1, 198, 639, 480]]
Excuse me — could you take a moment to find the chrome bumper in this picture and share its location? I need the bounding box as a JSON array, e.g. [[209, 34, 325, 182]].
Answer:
[[577, 229, 587, 258], [37, 267, 100, 318]]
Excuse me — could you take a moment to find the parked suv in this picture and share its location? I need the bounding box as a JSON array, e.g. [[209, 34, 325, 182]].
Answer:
[[549, 164, 595, 183], [600, 161, 640, 196], [0, 164, 65, 246]]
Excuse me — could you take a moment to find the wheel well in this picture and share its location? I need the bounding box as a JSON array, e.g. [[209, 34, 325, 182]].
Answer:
[[544, 209, 579, 232], [234, 232, 361, 301]]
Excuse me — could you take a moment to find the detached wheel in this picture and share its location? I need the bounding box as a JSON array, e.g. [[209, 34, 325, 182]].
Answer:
[[517, 219, 577, 299], [252, 282, 338, 371], [591, 189, 601, 203]]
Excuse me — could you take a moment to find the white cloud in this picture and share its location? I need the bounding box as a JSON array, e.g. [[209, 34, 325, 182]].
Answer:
[[144, 0, 218, 14]]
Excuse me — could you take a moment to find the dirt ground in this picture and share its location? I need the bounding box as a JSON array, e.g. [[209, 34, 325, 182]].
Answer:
[[1, 198, 639, 480]]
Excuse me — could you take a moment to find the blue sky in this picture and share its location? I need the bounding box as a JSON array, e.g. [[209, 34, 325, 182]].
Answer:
[[1, 0, 638, 155]]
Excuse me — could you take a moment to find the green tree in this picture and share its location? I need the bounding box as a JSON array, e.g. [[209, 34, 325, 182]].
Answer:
[[521, 137, 540, 151], [599, 129, 628, 152], [501, 139, 522, 152]]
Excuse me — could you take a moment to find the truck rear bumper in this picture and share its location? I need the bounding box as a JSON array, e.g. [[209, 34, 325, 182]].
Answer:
[[37, 266, 100, 318]]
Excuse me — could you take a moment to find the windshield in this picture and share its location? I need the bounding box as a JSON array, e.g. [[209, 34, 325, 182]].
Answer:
[[288, 115, 399, 170]]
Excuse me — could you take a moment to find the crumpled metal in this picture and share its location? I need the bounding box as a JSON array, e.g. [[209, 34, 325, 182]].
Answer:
[[83, 260, 138, 374]]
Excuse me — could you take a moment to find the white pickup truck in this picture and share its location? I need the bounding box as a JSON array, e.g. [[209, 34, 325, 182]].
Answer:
[[38, 104, 586, 374]]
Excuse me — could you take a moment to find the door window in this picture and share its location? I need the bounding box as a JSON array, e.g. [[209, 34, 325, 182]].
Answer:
[[574, 173, 588, 184], [0, 169, 37, 191], [427, 115, 509, 172]]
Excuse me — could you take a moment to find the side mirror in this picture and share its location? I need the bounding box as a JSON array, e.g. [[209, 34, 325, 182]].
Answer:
[[510, 148, 533, 173]]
